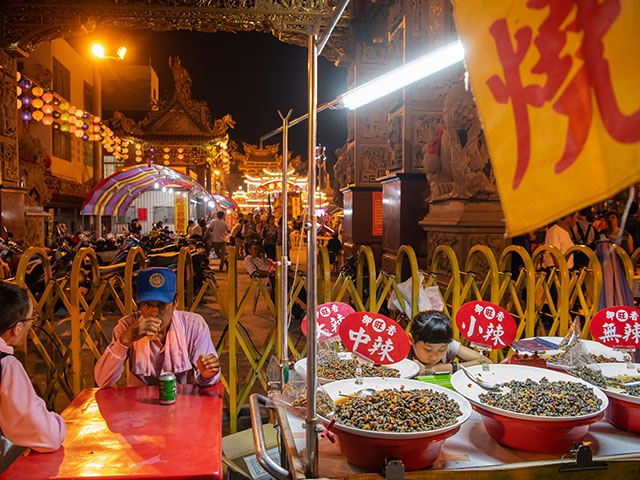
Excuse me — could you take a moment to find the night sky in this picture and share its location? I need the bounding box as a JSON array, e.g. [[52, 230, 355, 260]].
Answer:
[[75, 29, 348, 174]]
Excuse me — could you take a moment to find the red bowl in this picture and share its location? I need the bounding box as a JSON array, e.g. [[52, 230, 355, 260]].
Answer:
[[605, 395, 640, 433], [319, 377, 472, 471], [330, 423, 460, 471], [451, 365, 608, 453], [582, 363, 640, 433], [473, 404, 603, 453]]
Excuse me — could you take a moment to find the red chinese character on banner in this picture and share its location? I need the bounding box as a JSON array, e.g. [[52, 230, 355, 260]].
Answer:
[[487, 0, 640, 190]]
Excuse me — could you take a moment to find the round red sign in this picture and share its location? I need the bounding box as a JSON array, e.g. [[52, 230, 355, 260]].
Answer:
[[590, 306, 640, 349], [455, 301, 517, 349], [301, 302, 355, 342], [338, 312, 410, 365]]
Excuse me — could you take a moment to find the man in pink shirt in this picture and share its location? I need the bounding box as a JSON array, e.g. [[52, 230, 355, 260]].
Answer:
[[0, 282, 65, 469], [95, 267, 220, 388]]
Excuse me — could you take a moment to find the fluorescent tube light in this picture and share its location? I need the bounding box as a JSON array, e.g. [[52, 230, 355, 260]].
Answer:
[[338, 40, 465, 110]]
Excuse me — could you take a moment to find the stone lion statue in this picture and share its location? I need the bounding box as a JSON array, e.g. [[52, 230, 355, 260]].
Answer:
[[18, 135, 51, 207]]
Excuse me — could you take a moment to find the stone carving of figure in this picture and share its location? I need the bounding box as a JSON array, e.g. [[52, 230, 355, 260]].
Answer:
[[18, 136, 51, 207], [332, 144, 354, 205], [422, 82, 498, 202]]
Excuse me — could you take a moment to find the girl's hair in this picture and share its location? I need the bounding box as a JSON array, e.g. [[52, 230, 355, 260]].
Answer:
[[410, 311, 453, 344], [0, 281, 31, 334]]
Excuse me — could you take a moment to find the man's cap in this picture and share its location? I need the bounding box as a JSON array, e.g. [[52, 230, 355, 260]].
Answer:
[[136, 267, 176, 304]]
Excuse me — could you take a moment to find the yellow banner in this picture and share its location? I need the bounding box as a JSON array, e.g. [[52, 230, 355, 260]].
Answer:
[[452, 0, 640, 236], [174, 194, 187, 235]]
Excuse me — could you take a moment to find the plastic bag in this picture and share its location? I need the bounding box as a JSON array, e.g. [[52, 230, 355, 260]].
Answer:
[[268, 368, 335, 419], [544, 317, 595, 370], [387, 272, 444, 317]]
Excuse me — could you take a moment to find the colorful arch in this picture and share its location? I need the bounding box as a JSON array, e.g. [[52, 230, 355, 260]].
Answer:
[[81, 165, 214, 216]]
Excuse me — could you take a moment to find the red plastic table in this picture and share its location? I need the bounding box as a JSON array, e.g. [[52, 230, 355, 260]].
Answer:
[[3, 383, 223, 480]]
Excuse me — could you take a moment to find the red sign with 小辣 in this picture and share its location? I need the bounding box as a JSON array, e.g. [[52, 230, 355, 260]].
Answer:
[[301, 302, 355, 342], [455, 301, 517, 349], [590, 306, 640, 349], [338, 312, 410, 365]]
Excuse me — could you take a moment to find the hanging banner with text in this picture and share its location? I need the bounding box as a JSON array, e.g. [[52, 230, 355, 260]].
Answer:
[[590, 306, 640, 349], [339, 312, 410, 365], [174, 194, 188, 234], [372, 191, 383, 237], [455, 301, 517, 349], [137, 208, 147, 222], [451, 0, 640, 236]]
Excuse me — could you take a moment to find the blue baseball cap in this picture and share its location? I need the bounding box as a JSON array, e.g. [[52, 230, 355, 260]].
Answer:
[[136, 267, 177, 304]]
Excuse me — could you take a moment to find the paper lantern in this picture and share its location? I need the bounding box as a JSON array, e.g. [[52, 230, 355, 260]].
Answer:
[[60, 112, 69, 121], [75, 119, 83, 128], [16, 86, 22, 96], [135, 156, 142, 162], [42, 104, 53, 114], [32, 86, 44, 97], [60, 102, 69, 111], [21, 111, 32, 121], [16, 71, 21, 82], [75, 109, 83, 117], [60, 124, 69, 132], [177, 154, 184, 160], [74, 129, 84, 138], [82, 134, 89, 141], [42, 92, 53, 103], [163, 147, 170, 153], [68, 125, 77, 133], [16, 98, 21, 109], [163, 154, 170, 160], [93, 116, 101, 123], [20, 95, 32, 106], [82, 113, 89, 119], [93, 126, 100, 133], [32, 110, 44, 121], [149, 147, 155, 152], [42, 116, 53, 126], [52, 122, 60, 130], [55, 111, 63, 119], [164, 160, 170, 166], [81, 123, 89, 130], [19, 79, 32, 89], [177, 147, 184, 153], [123, 154, 129, 160], [135, 144, 141, 149], [32, 98, 44, 109], [68, 105, 76, 115]]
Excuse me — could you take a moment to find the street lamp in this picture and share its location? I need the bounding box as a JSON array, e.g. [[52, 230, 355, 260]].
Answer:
[[90, 43, 127, 60]]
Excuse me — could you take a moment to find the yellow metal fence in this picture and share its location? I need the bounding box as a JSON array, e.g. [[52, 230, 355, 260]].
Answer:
[[10, 242, 639, 432]]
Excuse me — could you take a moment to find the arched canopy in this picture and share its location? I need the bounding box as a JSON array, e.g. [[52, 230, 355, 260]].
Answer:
[[82, 165, 213, 216]]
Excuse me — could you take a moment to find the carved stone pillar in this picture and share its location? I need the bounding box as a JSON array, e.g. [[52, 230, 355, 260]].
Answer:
[[376, 0, 455, 268], [0, 49, 26, 242], [339, 36, 393, 263], [341, 185, 382, 260]]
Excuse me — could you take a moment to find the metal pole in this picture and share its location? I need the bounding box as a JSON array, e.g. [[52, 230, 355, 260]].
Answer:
[[305, 29, 319, 479], [278, 109, 292, 393], [260, 99, 341, 143], [317, 0, 351, 56]]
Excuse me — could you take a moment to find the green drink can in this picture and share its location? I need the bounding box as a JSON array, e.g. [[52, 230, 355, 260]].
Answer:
[[159, 371, 177, 404]]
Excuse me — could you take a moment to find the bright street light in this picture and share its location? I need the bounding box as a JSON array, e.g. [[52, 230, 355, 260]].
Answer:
[[338, 40, 465, 110], [91, 43, 127, 60]]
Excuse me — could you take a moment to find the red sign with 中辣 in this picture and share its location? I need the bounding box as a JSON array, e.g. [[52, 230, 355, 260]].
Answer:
[[338, 312, 410, 365], [455, 301, 517, 350], [301, 302, 355, 342], [590, 306, 640, 349], [137, 208, 147, 222]]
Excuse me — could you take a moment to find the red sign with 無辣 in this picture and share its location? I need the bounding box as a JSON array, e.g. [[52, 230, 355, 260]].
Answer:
[[590, 306, 640, 349], [455, 301, 517, 350], [301, 302, 355, 342], [338, 312, 410, 365]]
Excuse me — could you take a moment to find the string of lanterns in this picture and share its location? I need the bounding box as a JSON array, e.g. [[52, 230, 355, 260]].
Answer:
[[17, 72, 123, 157], [17, 72, 231, 173]]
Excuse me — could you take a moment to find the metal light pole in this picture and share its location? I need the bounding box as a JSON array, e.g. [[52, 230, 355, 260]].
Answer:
[[278, 109, 292, 394], [305, 27, 319, 479]]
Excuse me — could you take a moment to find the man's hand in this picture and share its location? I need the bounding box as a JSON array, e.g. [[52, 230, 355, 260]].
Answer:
[[119, 317, 162, 347], [197, 353, 220, 379]]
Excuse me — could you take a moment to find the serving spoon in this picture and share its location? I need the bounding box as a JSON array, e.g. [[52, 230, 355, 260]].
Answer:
[[459, 365, 502, 392]]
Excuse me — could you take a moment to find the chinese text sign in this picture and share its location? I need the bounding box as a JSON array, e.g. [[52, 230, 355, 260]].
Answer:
[[452, 0, 640, 236], [339, 312, 410, 364], [455, 301, 517, 349], [301, 302, 355, 342], [590, 306, 640, 349]]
